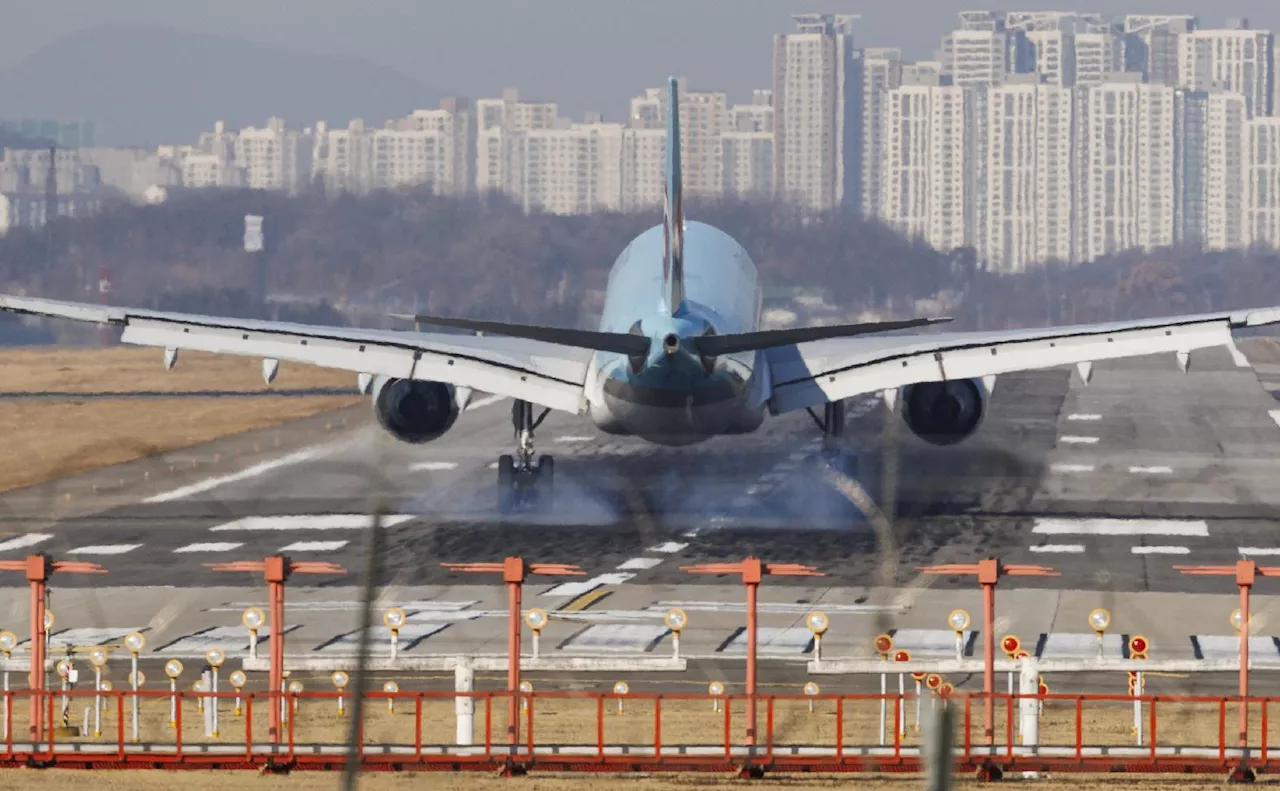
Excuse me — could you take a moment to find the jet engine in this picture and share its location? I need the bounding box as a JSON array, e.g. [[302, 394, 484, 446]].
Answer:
[[371, 376, 460, 443], [900, 378, 987, 446]]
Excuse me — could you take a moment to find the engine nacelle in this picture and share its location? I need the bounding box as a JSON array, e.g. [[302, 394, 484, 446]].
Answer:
[[900, 378, 988, 446], [371, 376, 460, 444]]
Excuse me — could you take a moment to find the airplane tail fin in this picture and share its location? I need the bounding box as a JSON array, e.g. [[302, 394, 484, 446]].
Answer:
[[662, 75, 685, 315]]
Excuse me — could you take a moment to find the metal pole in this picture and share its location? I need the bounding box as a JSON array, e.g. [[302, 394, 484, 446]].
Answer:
[[1241, 578, 1251, 748], [507, 576, 521, 746], [879, 670, 887, 746], [456, 658, 475, 746], [673, 631, 680, 660], [211, 668, 219, 738], [1134, 671, 1143, 745], [267, 563, 286, 744], [899, 673, 906, 737], [390, 631, 398, 662], [3, 669, 8, 741], [130, 654, 138, 743], [982, 580, 996, 745], [745, 579, 758, 747], [169, 680, 176, 727], [29, 573, 45, 741], [93, 667, 101, 737], [248, 629, 257, 661], [915, 680, 922, 733]]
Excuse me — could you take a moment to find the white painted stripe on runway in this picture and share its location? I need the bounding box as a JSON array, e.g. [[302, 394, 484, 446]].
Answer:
[[209, 514, 416, 532], [409, 461, 458, 472], [1129, 466, 1173, 474], [1050, 463, 1095, 473], [1270, 410, 1280, 430], [1029, 545, 1085, 553], [542, 573, 635, 598], [1067, 414, 1102, 421], [67, 544, 142, 555], [1227, 341, 1251, 368], [1060, 436, 1100, 444], [173, 542, 243, 553], [466, 394, 505, 411], [0, 534, 53, 552], [145, 445, 330, 503], [647, 542, 688, 554], [616, 557, 662, 571], [1131, 546, 1190, 555], [487, 462, 499, 470], [1240, 547, 1280, 556], [1032, 518, 1209, 537], [279, 540, 348, 552], [555, 436, 592, 443]]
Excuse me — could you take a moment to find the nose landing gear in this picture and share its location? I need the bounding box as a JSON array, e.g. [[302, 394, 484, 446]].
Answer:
[[497, 400, 555, 513]]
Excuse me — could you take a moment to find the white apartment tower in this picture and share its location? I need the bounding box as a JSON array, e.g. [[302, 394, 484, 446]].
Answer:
[[520, 123, 625, 215], [773, 14, 862, 212], [1074, 30, 1125, 86], [234, 117, 312, 195], [1125, 15, 1198, 86], [622, 128, 666, 211], [1204, 91, 1248, 250], [986, 80, 1074, 272], [1246, 118, 1280, 247], [1074, 78, 1176, 262], [1179, 24, 1275, 118], [723, 93, 774, 199], [861, 48, 902, 219]]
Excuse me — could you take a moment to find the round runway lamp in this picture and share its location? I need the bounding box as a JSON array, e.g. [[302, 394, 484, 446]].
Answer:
[[99, 680, 113, 692], [130, 670, 146, 688], [947, 609, 971, 634], [893, 649, 911, 663], [518, 680, 532, 695], [1128, 635, 1149, 658], [911, 672, 927, 683], [803, 681, 820, 696], [873, 634, 894, 655], [124, 632, 146, 655], [664, 608, 687, 633], [1231, 609, 1245, 632], [241, 607, 264, 631], [55, 659, 72, 679], [228, 670, 247, 689], [384, 680, 400, 713], [1088, 608, 1111, 635], [383, 607, 407, 630], [708, 681, 725, 696], [1013, 649, 1030, 660], [288, 680, 304, 694], [805, 611, 829, 636], [205, 648, 226, 668], [613, 681, 629, 696], [164, 659, 184, 679], [331, 671, 350, 689], [525, 608, 548, 632], [43, 611, 54, 631], [1001, 635, 1021, 656], [90, 648, 109, 669], [925, 674, 943, 691], [0, 630, 15, 657], [1038, 679, 1049, 696], [939, 682, 954, 699]]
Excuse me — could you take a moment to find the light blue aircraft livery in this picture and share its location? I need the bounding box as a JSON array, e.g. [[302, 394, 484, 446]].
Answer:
[[3, 76, 1280, 510]]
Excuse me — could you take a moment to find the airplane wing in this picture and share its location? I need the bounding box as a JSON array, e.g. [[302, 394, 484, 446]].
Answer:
[[765, 306, 1280, 415], [0, 295, 594, 414]]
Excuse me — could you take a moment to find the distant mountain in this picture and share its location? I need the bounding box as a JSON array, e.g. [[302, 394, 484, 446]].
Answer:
[[0, 24, 446, 147]]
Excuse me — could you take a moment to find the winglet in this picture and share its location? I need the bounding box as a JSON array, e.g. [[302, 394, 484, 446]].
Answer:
[[663, 75, 685, 315]]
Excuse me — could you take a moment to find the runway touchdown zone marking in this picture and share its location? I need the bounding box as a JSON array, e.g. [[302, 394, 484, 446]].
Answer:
[[67, 544, 142, 555], [174, 542, 243, 553], [1060, 436, 1100, 445], [1067, 414, 1103, 421], [0, 534, 53, 552], [279, 540, 348, 552], [1031, 518, 1209, 537], [209, 515, 416, 532], [1030, 545, 1085, 554], [1130, 546, 1190, 555], [1050, 464, 1095, 473]]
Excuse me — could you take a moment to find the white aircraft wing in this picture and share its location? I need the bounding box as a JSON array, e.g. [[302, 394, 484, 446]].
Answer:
[[0, 295, 593, 414], [765, 306, 1280, 415]]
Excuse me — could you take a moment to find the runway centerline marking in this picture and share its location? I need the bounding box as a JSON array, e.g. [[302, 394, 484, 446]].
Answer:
[[67, 544, 142, 555], [616, 557, 663, 571], [0, 534, 53, 552], [279, 540, 348, 552], [1029, 545, 1085, 553], [1032, 518, 1209, 537], [209, 515, 416, 532], [555, 436, 593, 443], [647, 542, 688, 554], [1240, 547, 1280, 556], [1060, 436, 1100, 444], [1050, 463, 1095, 473], [1131, 546, 1191, 555], [174, 542, 243, 553], [409, 461, 458, 472], [1067, 414, 1102, 421], [1129, 466, 1173, 474]]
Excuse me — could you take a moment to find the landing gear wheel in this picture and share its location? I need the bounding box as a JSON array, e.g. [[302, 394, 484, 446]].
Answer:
[[497, 454, 516, 513], [536, 455, 555, 506]]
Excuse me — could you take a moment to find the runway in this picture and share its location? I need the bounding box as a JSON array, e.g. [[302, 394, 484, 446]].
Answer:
[[1, 340, 1280, 679]]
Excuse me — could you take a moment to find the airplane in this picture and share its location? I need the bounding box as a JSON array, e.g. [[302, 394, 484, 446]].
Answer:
[[2, 76, 1280, 513]]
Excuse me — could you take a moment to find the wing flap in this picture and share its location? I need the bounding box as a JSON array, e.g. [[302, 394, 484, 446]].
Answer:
[[767, 311, 1253, 415]]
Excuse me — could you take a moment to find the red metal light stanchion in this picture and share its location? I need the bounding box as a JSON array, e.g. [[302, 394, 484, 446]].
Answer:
[[0, 554, 106, 742], [441, 557, 583, 749], [680, 558, 823, 754], [918, 558, 1057, 747], [207, 556, 344, 743], [1176, 558, 1280, 781]]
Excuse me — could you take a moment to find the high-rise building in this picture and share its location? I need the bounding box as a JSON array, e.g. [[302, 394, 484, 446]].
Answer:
[[1074, 28, 1125, 86], [311, 120, 373, 195], [1074, 77, 1176, 262], [1245, 118, 1280, 247], [622, 128, 666, 211], [1174, 90, 1210, 248], [625, 80, 727, 200], [1026, 30, 1075, 86], [234, 117, 313, 195], [519, 123, 625, 215], [1203, 91, 1248, 250], [985, 78, 1074, 272], [861, 48, 902, 219], [772, 14, 862, 212], [1125, 15, 1198, 86], [1178, 23, 1275, 118], [476, 88, 558, 133]]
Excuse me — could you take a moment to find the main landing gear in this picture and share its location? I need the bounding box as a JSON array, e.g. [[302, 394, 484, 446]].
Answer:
[[497, 400, 555, 513], [804, 400, 858, 480]]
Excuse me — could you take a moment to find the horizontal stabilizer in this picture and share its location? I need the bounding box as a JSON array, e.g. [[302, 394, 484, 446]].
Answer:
[[693, 316, 951, 357], [392, 314, 649, 355]]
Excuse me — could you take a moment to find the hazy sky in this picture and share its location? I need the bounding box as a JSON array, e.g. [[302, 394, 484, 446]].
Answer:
[[5, 1, 1280, 120]]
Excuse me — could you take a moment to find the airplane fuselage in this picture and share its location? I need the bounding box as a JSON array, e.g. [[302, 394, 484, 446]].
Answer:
[[586, 221, 766, 445]]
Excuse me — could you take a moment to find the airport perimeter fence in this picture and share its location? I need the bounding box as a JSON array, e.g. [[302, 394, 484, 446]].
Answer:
[[0, 687, 1277, 776]]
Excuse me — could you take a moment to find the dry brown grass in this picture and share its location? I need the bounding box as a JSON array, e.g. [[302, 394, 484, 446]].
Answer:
[[0, 346, 355, 394]]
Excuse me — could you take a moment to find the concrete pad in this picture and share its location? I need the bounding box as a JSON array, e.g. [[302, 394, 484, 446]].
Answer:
[[1191, 635, 1280, 661], [559, 624, 670, 653], [315, 624, 450, 653], [1040, 632, 1125, 659], [718, 626, 814, 655]]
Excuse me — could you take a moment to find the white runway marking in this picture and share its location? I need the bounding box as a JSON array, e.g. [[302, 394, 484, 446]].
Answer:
[[145, 445, 331, 503], [409, 461, 458, 472], [1270, 410, 1280, 430], [647, 542, 688, 554], [1129, 466, 1173, 474], [555, 436, 592, 443], [210, 514, 415, 532], [1060, 436, 1100, 444], [487, 462, 499, 470], [466, 394, 505, 411], [1067, 414, 1102, 421], [1240, 548, 1280, 556], [1050, 463, 1095, 473], [1032, 518, 1209, 537], [1029, 545, 1085, 553], [1131, 546, 1190, 555], [542, 573, 635, 598], [174, 542, 243, 553], [279, 540, 348, 552], [0, 534, 53, 552], [616, 557, 663, 571], [67, 544, 141, 555], [1227, 341, 1252, 368]]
